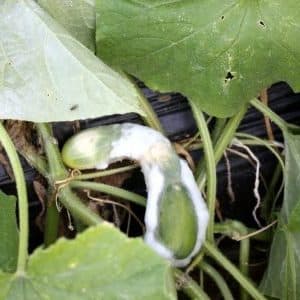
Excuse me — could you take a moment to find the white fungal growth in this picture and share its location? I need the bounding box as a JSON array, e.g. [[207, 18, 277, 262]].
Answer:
[[62, 123, 209, 266]]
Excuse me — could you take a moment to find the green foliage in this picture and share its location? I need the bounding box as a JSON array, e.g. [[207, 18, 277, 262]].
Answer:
[[95, 0, 300, 117], [1, 0, 300, 298], [0, 0, 145, 122], [0, 191, 18, 273], [37, 0, 96, 51], [0, 224, 176, 300], [260, 131, 300, 300]]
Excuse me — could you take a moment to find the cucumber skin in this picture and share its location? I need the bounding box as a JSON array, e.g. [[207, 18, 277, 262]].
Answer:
[[61, 125, 121, 169], [158, 183, 198, 259]]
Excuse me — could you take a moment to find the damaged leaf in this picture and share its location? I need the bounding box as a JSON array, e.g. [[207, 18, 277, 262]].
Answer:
[[96, 0, 300, 117]]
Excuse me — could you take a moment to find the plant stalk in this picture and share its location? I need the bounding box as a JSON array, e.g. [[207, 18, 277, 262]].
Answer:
[[200, 261, 234, 300], [174, 269, 210, 300], [196, 105, 248, 188], [211, 118, 228, 144], [72, 164, 139, 181], [261, 163, 283, 221], [37, 123, 103, 240], [70, 180, 146, 206], [250, 98, 287, 132], [190, 102, 216, 243], [204, 241, 267, 300], [127, 75, 164, 133], [0, 123, 29, 274], [18, 148, 48, 177], [59, 186, 102, 226], [44, 191, 60, 246], [214, 220, 250, 300]]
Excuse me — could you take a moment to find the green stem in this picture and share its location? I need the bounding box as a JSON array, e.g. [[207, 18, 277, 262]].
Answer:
[[174, 269, 210, 300], [211, 118, 228, 144], [44, 193, 60, 246], [37, 124, 63, 244], [200, 261, 234, 300], [70, 180, 146, 206], [72, 164, 139, 181], [190, 102, 216, 243], [186, 250, 205, 274], [37, 123, 103, 236], [127, 75, 164, 133], [196, 105, 248, 188], [250, 98, 287, 132], [214, 220, 250, 300], [204, 241, 267, 300], [37, 124, 67, 180], [182, 132, 200, 149], [261, 163, 283, 221], [18, 148, 48, 177], [139, 91, 164, 133], [0, 124, 28, 274], [59, 186, 102, 226]]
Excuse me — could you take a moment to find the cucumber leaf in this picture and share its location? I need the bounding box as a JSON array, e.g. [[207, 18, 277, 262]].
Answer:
[[0, 0, 145, 122], [0, 191, 18, 273], [260, 131, 300, 300], [37, 0, 96, 51], [96, 0, 300, 117], [0, 223, 176, 300]]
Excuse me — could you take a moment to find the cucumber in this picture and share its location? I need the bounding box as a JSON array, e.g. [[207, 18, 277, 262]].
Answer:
[[62, 123, 208, 266]]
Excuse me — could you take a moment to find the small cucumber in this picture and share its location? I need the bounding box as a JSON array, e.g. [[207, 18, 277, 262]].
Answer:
[[158, 183, 197, 259], [61, 125, 121, 169]]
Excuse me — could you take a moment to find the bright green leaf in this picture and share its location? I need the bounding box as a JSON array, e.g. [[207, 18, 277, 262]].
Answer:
[[0, 223, 177, 300], [96, 0, 300, 117], [260, 131, 300, 300], [37, 0, 96, 51], [0, 0, 145, 122], [0, 191, 18, 273]]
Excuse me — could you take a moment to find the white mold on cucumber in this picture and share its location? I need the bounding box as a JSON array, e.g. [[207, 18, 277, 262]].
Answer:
[[62, 123, 209, 266]]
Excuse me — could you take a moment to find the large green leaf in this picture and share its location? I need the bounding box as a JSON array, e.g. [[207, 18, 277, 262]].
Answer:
[[260, 131, 300, 300], [0, 223, 177, 300], [37, 0, 96, 51], [0, 191, 18, 273], [0, 0, 145, 122], [96, 0, 300, 117]]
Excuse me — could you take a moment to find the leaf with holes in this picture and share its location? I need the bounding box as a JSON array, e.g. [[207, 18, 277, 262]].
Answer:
[[0, 191, 18, 273], [0, 0, 145, 122], [260, 131, 300, 300], [37, 0, 96, 51], [96, 0, 300, 117], [0, 223, 177, 299]]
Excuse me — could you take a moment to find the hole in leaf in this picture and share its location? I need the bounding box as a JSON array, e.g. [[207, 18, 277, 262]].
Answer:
[[70, 104, 78, 111], [225, 72, 234, 83]]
